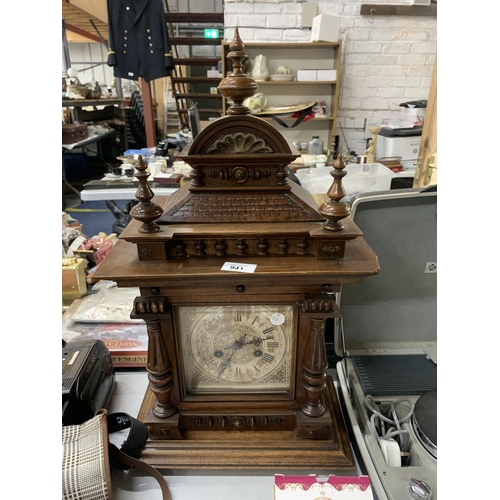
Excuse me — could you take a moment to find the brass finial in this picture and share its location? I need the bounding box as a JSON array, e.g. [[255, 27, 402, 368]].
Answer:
[[318, 154, 352, 231], [217, 28, 258, 115]]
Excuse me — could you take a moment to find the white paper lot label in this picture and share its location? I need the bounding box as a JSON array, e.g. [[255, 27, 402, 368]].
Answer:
[[221, 262, 257, 273]]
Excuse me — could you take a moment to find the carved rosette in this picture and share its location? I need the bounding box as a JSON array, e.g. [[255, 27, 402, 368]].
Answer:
[[205, 132, 273, 154]]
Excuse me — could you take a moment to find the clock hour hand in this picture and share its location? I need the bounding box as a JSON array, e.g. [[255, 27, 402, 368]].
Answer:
[[224, 333, 248, 351], [242, 335, 273, 347]]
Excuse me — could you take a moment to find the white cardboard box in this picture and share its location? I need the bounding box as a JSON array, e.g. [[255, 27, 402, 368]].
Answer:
[[297, 69, 317, 81], [316, 69, 337, 81], [311, 14, 340, 43]]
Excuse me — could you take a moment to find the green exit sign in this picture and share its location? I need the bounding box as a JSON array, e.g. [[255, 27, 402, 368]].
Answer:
[[204, 29, 219, 39]]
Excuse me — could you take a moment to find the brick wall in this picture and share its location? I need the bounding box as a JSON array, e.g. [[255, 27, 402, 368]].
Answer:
[[224, 0, 436, 155]]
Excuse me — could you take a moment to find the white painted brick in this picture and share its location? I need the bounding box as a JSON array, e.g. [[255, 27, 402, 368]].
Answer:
[[225, 27, 255, 41], [283, 29, 313, 42], [355, 18, 387, 29], [410, 42, 437, 54], [380, 66, 407, 77], [283, 3, 301, 14], [224, 2, 255, 15], [362, 98, 392, 110], [346, 76, 393, 88], [341, 97, 364, 110], [347, 87, 378, 99], [254, 3, 284, 14], [406, 65, 433, 77], [251, 28, 284, 41], [342, 4, 361, 16], [319, 3, 342, 16], [353, 41, 383, 53], [361, 0, 410, 4], [392, 76, 422, 88], [420, 77, 432, 89], [381, 43, 411, 54], [371, 29, 417, 41], [239, 14, 268, 27], [397, 54, 427, 66], [346, 54, 399, 66], [345, 65, 382, 77], [267, 14, 299, 29], [224, 15, 239, 28], [377, 87, 408, 99], [425, 55, 437, 66], [347, 28, 371, 41]]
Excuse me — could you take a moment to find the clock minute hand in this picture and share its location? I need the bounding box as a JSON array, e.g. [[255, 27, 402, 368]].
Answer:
[[218, 332, 250, 377]]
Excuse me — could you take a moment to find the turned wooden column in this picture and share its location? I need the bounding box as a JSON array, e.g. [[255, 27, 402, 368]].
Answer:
[[131, 296, 176, 419], [300, 318, 329, 417]]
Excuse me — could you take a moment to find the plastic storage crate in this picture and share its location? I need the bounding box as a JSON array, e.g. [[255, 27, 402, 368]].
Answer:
[[296, 163, 394, 201]]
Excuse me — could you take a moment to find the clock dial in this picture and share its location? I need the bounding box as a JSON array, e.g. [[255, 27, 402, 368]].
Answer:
[[179, 305, 294, 393]]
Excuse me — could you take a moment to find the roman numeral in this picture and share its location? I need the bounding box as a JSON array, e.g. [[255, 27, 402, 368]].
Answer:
[[235, 367, 241, 377], [266, 341, 279, 348], [262, 327, 274, 334], [202, 354, 215, 363], [253, 364, 260, 372], [262, 353, 275, 363], [235, 308, 241, 322], [252, 315, 259, 324]]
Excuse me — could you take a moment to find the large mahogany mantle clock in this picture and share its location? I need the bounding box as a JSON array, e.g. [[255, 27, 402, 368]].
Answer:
[[93, 29, 379, 470]]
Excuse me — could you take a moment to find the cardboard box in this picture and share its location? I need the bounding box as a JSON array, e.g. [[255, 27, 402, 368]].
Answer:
[[316, 69, 337, 81], [311, 14, 340, 42], [274, 475, 373, 499], [296, 69, 317, 81]]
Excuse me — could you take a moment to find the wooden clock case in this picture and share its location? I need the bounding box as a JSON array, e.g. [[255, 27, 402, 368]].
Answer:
[[92, 29, 380, 470]]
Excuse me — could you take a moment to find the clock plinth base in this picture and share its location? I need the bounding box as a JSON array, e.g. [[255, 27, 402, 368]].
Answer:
[[141, 406, 183, 439], [137, 375, 355, 471], [295, 407, 334, 440]]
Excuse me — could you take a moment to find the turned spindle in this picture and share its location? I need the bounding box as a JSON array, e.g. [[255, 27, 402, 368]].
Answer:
[[130, 155, 164, 233], [218, 28, 259, 115], [318, 154, 351, 231]]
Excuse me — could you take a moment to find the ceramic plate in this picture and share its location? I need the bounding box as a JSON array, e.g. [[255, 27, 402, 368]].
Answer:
[[269, 74, 295, 82]]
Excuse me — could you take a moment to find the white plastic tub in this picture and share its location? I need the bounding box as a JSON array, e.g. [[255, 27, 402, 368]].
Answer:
[[295, 163, 395, 200]]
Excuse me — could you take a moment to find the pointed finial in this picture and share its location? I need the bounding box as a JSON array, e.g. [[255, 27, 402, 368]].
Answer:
[[218, 28, 258, 115], [129, 155, 164, 233], [318, 154, 352, 231]]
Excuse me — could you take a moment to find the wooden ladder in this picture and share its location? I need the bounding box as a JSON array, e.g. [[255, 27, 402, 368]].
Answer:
[[165, 7, 224, 129]]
